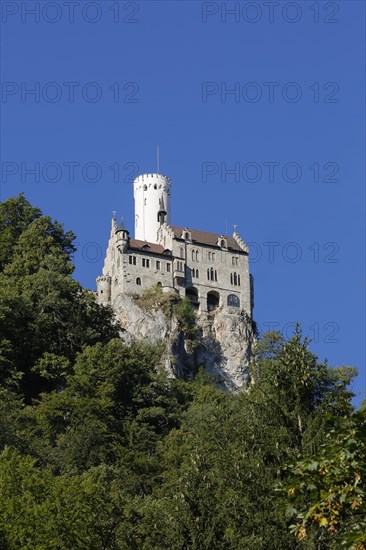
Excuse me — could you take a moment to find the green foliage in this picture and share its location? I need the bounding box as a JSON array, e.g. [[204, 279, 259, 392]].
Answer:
[[0, 195, 360, 549], [131, 284, 180, 317], [285, 408, 366, 548]]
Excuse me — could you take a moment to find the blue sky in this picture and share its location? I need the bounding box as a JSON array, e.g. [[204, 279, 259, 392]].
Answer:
[[1, 1, 365, 405]]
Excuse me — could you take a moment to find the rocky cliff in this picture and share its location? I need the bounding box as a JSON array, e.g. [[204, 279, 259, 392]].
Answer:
[[113, 290, 255, 391]]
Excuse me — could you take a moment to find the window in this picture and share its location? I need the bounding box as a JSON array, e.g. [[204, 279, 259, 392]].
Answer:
[[208, 252, 211, 261], [167, 263, 171, 272], [177, 261, 183, 271], [214, 270, 217, 281], [192, 269, 195, 278], [180, 247, 184, 258], [221, 240, 225, 247], [212, 252, 215, 261], [227, 294, 240, 308], [142, 258, 150, 268], [136, 277, 141, 285], [196, 269, 199, 278], [129, 256, 137, 265], [196, 251, 199, 262], [207, 268, 210, 280], [143, 185, 147, 191], [231, 272, 240, 286], [185, 232, 189, 240], [154, 184, 157, 189], [207, 268, 217, 281], [156, 260, 160, 270], [192, 250, 195, 262]]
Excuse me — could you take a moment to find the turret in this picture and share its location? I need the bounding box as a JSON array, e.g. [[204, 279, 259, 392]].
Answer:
[[133, 173, 171, 243], [96, 275, 111, 305], [116, 220, 129, 252]]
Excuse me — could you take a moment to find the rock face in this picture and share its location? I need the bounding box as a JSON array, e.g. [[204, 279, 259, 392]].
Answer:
[[114, 294, 255, 391]]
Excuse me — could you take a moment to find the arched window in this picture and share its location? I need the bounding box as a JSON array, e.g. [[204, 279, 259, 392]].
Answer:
[[196, 251, 199, 262], [196, 269, 199, 278], [136, 277, 141, 285], [230, 274, 233, 285], [154, 184, 157, 189], [214, 270, 217, 281], [180, 247, 184, 258], [192, 250, 195, 261], [238, 275, 241, 286], [221, 239, 225, 247], [207, 268, 210, 280], [185, 232, 189, 240], [233, 272, 237, 285], [212, 252, 215, 261], [157, 282, 162, 287], [210, 267, 214, 280], [143, 185, 147, 191], [227, 294, 240, 308]]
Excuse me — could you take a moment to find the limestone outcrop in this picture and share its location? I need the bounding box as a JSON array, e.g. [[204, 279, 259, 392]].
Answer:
[[113, 293, 255, 391]]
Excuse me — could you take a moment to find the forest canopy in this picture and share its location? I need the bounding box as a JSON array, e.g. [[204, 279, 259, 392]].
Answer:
[[0, 195, 364, 549]]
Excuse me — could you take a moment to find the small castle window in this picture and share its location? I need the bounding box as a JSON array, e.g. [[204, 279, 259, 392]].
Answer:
[[227, 294, 240, 308], [154, 184, 157, 189], [143, 185, 147, 191], [167, 263, 171, 272], [192, 250, 195, 262], [196, 269, 199, 278], [212, 252, 215, 261], [207, 268, 210, 280], [184, 232, 189, 240], [180, 247, 184, 258], [238, 275, 241, 286], [136, 277, 141, 285], [100, 290, 103, 294], [208, 252, 211, 261], [142, 258, 150, 268], [129, 256, 137, 265], [196, 251, 199, 262], [156, 260, 160, 270], [214, 270, 217, 281]]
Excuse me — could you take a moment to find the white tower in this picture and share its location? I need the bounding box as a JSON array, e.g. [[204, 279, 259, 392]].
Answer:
[[133, 173, 171, 243]]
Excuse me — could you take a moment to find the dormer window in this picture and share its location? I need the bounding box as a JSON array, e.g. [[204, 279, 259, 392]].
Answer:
[[181, 229, 191, 241], [218, 236, 227, 248]]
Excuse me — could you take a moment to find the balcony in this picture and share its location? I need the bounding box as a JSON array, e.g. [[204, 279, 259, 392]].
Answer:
[[173, 259, 185, 279]]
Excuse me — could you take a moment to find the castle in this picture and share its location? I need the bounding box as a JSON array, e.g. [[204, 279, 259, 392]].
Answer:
[[96, 173, 254, 318]]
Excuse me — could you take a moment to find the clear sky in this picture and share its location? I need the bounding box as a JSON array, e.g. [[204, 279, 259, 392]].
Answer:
[[1, 1, 365, 405]]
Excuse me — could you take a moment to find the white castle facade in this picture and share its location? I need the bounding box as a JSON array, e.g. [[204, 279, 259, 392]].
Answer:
[[96, 173, 254, 316]]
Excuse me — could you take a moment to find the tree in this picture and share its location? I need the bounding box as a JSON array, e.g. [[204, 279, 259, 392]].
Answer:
[[285, 405, 366, 549]]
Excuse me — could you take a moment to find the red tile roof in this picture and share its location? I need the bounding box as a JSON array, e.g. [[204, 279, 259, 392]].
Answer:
[[129, 239, 167, 255], [171, 226, 245, 252]]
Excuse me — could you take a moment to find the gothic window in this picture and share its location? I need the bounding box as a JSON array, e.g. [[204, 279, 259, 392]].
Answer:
[[214, 270, 217, 281], [233, 272, 237, 285], [238, 275, 241, 286], [196, 269, 199, 278], [192, 269, 195, 278], [227, 294, 240, 308], [210, 267, 214, 280], [196, 251, 199, 262], [192, 250, 195, 262], [207, 268, 210, 280], [136, 277, 141, 285], [230, 273, 233, 285]]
